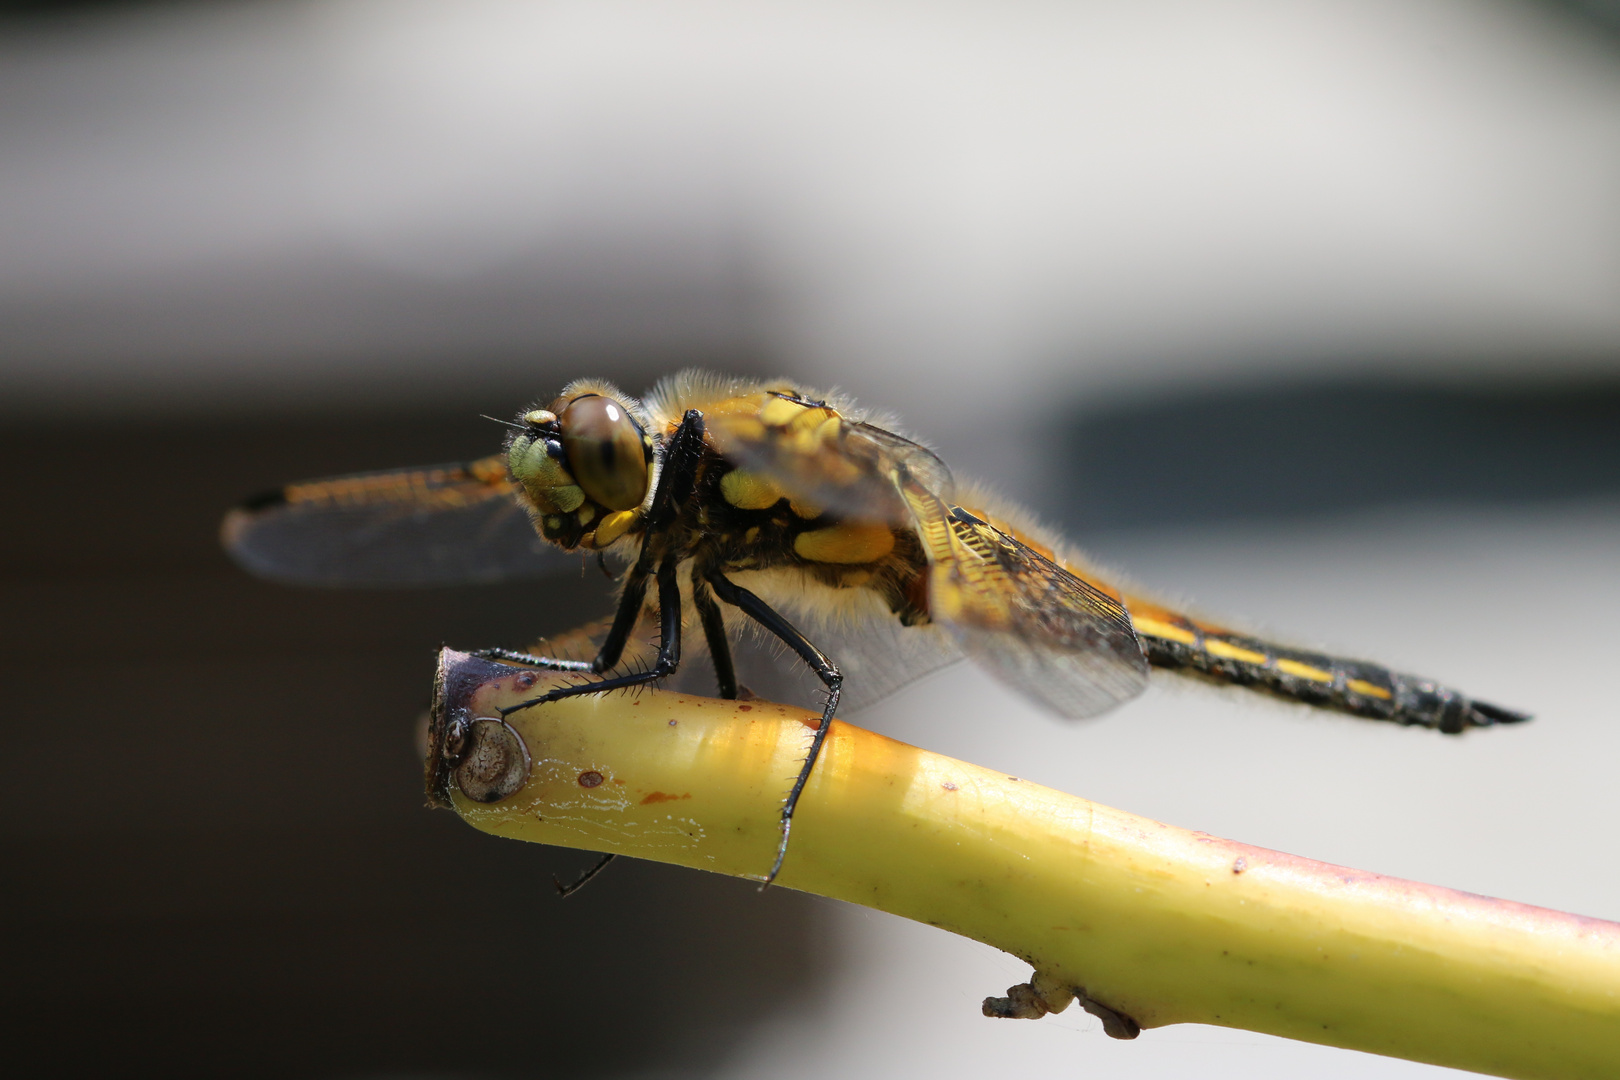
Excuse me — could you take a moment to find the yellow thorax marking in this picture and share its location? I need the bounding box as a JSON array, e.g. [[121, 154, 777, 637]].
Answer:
[[720, 469, 784, 510], [794, 523, 895, 565], [759, 395, 811, 428]]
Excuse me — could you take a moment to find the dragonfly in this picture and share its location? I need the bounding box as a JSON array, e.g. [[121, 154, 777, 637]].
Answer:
[[224, 371, 1529, 883]]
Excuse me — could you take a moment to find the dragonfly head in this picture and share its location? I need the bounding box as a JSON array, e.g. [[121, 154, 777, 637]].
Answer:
[[507, 389, 654, 546]]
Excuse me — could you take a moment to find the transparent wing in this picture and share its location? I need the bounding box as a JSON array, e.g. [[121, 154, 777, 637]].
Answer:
[[222, 455, 574, 587], [705, 402, 953, 525], [711, 397, 1146, 718], [724, 606, 963, 716], [910, 498, 1149, 720], [671, 552, 1135, 720]]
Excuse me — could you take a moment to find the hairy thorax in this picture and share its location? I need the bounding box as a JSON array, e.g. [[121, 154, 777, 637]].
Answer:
[[672, 454, 931, 626]]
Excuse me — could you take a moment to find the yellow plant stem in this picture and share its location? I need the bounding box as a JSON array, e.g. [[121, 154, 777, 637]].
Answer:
[[430, 650, 1620, 1079]]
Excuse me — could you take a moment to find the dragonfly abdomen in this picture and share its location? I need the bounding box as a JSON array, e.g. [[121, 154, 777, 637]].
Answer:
[[1127, 605, 1529, 734]]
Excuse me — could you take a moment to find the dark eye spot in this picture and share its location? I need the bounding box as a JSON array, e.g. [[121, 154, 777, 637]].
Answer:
[[560, 395, 650, 511], [578, 770, 604, 788]]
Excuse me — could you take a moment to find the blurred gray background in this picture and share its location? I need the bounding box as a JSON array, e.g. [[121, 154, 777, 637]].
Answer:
[[4, 1, 1618, 1077]]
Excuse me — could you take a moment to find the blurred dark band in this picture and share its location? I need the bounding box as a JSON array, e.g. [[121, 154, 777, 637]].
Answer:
[[1060, 376, 1620, 532]]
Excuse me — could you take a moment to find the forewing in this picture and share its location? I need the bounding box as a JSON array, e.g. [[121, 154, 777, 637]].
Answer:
[[914, 500, 1149, 719], [222, 455, 571, 586], [706, 404, 954, 525]]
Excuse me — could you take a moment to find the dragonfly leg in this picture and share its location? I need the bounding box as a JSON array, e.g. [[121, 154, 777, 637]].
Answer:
[[554, 852, 618, 898], [692, 571, 739, 700], [470, 564, 650, 675], [473, 647, 594, 671], [489, 556, 677, 901], [495, 557, 681, 719], [707, 569, 841, 887]]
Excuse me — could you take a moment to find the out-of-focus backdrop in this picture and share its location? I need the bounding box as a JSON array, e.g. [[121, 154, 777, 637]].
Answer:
[[4, 1, 1619, 1076]]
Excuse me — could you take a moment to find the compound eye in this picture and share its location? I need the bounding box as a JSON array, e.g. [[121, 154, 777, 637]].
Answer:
[[559, 395, 649, 511]]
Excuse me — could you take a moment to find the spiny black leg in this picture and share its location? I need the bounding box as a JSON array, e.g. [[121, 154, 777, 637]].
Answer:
[[473, 565, 651, 674], [578, 564, 652, 673], [707, 570, 841, 886], [555, 852, 617, 898], [497, 557, 683, 718], [692, 572, 739, 700], [473, 647, 593, 671]]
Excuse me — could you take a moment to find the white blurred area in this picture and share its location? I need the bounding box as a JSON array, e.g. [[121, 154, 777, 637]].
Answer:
[[5, 2, 1618, 1077], [5, 0, 1620, 424]]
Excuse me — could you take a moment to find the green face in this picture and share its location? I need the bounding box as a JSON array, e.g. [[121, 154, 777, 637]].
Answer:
[[507, 427, 586, 515]]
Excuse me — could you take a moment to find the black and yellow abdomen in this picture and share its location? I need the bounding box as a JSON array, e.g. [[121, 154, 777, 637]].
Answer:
[[1124, 599, 1528, 734]]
